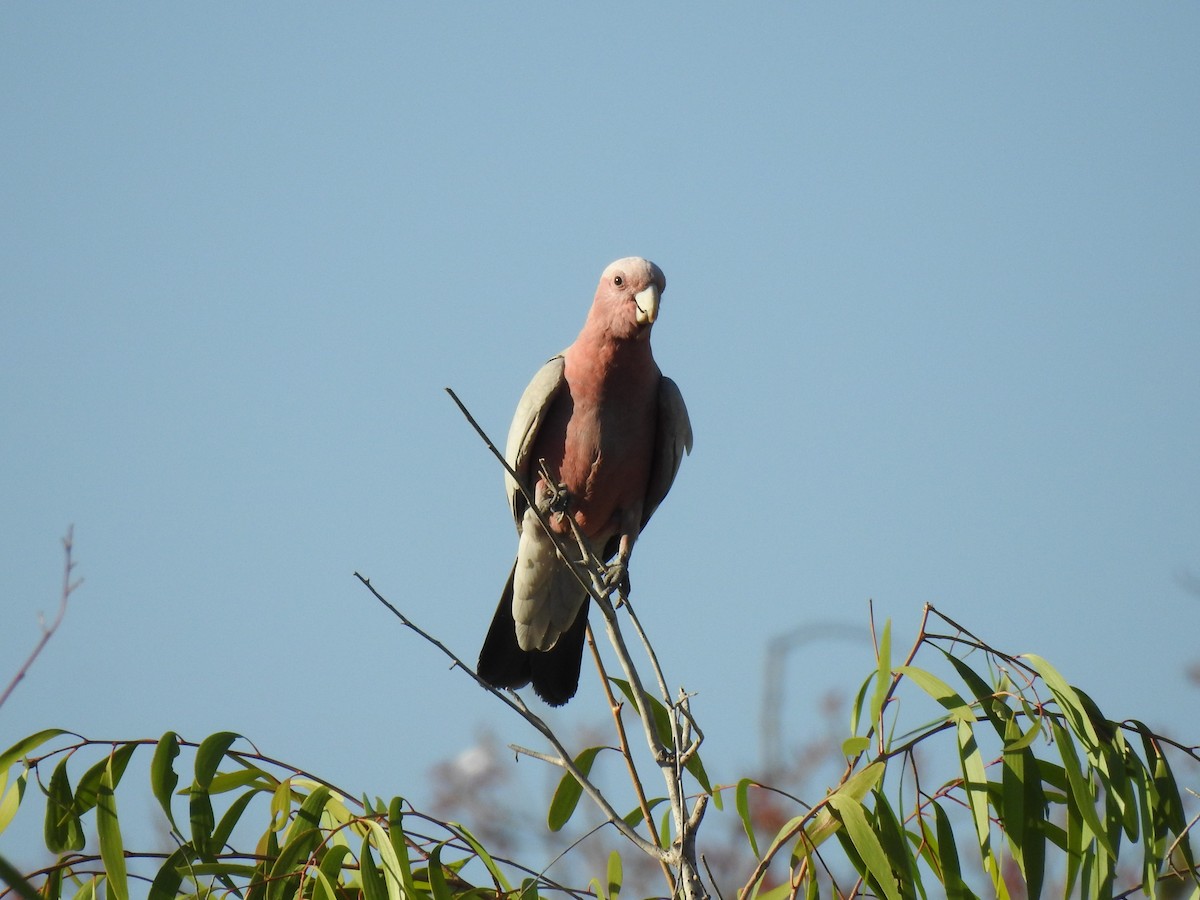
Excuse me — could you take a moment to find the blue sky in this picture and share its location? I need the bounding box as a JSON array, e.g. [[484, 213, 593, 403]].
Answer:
[[2, 0, 1198, 867]]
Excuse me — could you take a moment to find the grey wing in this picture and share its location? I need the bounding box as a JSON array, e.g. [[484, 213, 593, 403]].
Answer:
[[504, 354, 567, 530], [641, 375, 693, 528]]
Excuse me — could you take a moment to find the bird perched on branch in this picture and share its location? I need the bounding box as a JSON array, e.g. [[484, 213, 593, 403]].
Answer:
[[477, 257, 692, 706]]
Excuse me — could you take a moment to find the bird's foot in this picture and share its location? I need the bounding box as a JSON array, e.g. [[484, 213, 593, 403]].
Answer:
[[602, 560, 631, 605], [535, 461, 571, 516]]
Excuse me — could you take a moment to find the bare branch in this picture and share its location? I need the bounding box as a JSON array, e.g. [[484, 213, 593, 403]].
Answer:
[[0, 527, 83, 711]]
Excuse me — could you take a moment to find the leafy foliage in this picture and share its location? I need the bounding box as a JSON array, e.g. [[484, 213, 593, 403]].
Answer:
[[1, 607, 1197, 900]]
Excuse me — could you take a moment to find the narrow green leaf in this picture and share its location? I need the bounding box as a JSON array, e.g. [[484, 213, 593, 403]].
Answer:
[[0, 852, 42, 900], [930, 801, 976, 900], [622, 796, 667, 829], [684, 750, 713, 796], [0, 769, 27, 835], [146, 844, 190, 900], [1050, 718, 1114, 857], [386, 796, 418, 898], [360, 839, 388, 900], [606, 850, 622, 900], [72, 877, 98, 900], [209, 767, 272, 795], [269, 777, 293, 833], [942, 652, 1011, 739], [44, 755, 84, 853], [871, 790, 923, 899], [547, 747, 602, 832], [895, 665, 973, 724], [287, 785, 332, 847], [828, 792, 901, 900], [1021, 655, 1099, 750], [211, 787, 260, 853], [448, 821, 511, 892], [362, 820, 405, 900], [76, 743, 138, 816], [956, 719, 991, 858], [735, 778, 760, 858], [802, 761, 887, 851], [610, 679, 673, 746], [1001, 715, 1045, 900], [195, 732, 241, 788], [189, 781, 216, 859], [150, 732, 180, 830], [850, 671, 875, 737], [97, 760, 128, 900], [426, 844, 452, 900], [0, 729, 68, 774], [869, 620, 893, 733], [310, 866, 339, 900]]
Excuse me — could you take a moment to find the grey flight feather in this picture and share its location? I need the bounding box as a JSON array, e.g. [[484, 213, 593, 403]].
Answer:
[[503, 354, 566, 531]]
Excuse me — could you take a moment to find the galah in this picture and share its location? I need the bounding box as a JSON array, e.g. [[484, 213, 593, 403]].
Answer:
[[477, 257, 693, 706]]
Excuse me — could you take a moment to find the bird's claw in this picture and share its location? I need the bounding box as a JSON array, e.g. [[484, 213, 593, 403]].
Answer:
[[602, 560, 631, 604]]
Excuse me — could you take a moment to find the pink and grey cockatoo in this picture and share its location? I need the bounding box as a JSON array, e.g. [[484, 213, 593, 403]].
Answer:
[[477, 257, 692, 706]]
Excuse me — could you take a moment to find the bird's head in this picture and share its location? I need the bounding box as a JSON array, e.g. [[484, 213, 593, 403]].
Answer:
[[590, 257, 667, 341]]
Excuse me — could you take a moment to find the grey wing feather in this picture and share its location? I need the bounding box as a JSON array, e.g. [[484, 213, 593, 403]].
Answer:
[[642, 375, 693, 528], [504, 354, 566, 530]]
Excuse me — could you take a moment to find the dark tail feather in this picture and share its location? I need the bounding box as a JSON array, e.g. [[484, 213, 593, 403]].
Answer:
[[477, 564, 531, 691], [529, 599, 589, 706], [477, 564, 590, 707]]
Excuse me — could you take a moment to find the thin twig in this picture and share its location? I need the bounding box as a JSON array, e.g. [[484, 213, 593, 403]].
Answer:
[[355, 572, 668, 862], [0, 527, 82, 711]]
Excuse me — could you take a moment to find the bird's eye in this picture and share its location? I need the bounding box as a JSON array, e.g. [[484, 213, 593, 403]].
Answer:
[[613, 275, 624, 287]]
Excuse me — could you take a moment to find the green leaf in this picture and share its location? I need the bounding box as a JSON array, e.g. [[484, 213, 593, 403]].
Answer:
[[869, 619, 893, 734], [211, 787, 260, 853], [97, 759, 129, 900], [842, 736, 871, 757], [871, 790, 923, 899], [1049, 718, 1115, 858], [850, 671, 875, 737], [0, 769, 27, 836], [684, 749, 713, 796], [622, 796, 667, 830], [150, 732, 180, 830], [360, 839, 388, 900], [44, 755, 84, 853], [314, 868, 346, 900], [426, 844, 452, 900], [0, 729, 68, 774], [1021, 655, 1099, 750], [449, 821, 510, 893], [827, 792, 901, 900], [735, 778, 760, 858], [71, 877, 97, 900], [287, 784, 332, 847], [195, 732, 241, 788], [209, 766, 272, 795], [146, 845, 191, 900], [386, 796, 418, 899], [1000, 715, 1045, 899], [189, 781, 216, 859], [76, 743, 137, 815], [930, 801, 976, 899], [942, 651, 1011, 739], [362, 820, 405, 900], [610, 679, 672, 745], [803, 761, 887, 851], [547, 747, 602, 832], [606, 850, 622, 900], [895, 666, 973, 724], [0, 852, 42, 900]]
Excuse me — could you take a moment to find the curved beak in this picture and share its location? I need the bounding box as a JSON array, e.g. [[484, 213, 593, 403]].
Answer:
[[634, 285, 660, 326]]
